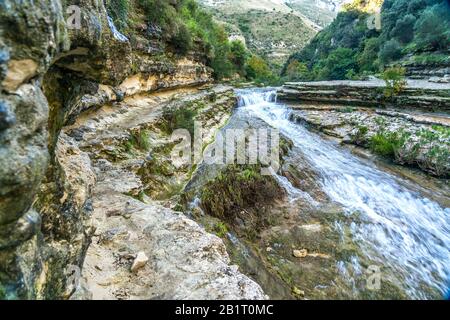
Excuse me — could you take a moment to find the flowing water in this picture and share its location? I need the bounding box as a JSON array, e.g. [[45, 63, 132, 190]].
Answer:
[[236, 88, 450, 299]]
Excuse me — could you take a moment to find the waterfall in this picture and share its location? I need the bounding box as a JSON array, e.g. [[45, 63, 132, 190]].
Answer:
[[237, 89, 277, 107], [107, 15, 129, 42], [236, 89, 450, 299]]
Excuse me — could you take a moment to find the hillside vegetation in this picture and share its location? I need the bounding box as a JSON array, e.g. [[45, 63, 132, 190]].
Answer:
[[209, 9, 317, 71], [283, 0, 450, 81], [198, 0, 319, 73], [106, 0, 248, 79]]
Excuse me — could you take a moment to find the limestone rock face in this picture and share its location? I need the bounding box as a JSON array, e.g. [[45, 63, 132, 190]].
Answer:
[[0, 0, 213, 300], [73, 86, 265, 300], [278, 80, 450, 112]]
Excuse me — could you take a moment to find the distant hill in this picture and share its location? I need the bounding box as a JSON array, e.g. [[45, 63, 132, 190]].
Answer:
[[198, 0, 333, 71]]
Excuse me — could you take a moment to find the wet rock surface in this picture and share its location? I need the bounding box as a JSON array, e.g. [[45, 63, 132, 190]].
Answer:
[[180, 101, 410, 300]]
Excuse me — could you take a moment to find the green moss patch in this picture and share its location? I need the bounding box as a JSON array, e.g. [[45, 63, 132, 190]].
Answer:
[[200, 164, 284, 222]]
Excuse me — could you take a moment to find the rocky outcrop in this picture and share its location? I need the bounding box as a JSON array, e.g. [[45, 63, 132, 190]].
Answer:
[[67, 85, 265, 299], [278, 80, 450, 112], [289, 106, 450, 177], [0, 0, 238, 300]]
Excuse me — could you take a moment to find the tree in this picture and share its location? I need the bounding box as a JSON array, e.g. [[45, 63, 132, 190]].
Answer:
[[320, 48, 357, 80], [358, 37, 380, 72], [245, 56, 273, 83], [285, 60, 309, 81], [382, 66, 407, 99], [414, 3, 450, 51], [379, 39, 403, 65], [390, 14, 416, 44], [229, 41, 247, 75], [170, 22, 192, 54], [207, 26, 234, 79]]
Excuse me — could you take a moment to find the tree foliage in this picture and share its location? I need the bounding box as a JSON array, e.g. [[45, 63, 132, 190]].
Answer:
[[283, 0, 450, 80]]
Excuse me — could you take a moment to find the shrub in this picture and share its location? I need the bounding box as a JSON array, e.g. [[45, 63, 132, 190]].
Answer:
[[319, 48, 357, 80], [414, 2, 450, 51], [161, 106, 197, 138], [382, 66, 407, 98], [229, 40, 248, 75], [169, 22, 192, 54], [390, 14, 416, 44], [213, 222, 229, 238], [351, 125, 368, 144], [200, 164, 282, 221], [245, 55, 277, 84], [126, 129, 151, 152], [106, 0, 129, 32], [369, 130, 409, 158], [208, 26, 235, 79], [285, 60, 309, 81]]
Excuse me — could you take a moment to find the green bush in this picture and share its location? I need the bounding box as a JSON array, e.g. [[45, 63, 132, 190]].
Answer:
[[357, 38, 380, 72], [229, 40, 248, 75], [319, 48, 357, 80], [351, 125, 368, 144], [414, 2, 450, 51], [390, 14, 416, 44], [169, 22, 192, 54], [125, 129, 151, 152], [245, 55, 279, 84], [382, 66, 407, 98], [106, 0, 130, 32], [213, 221, 229, 238], [285, 60, 309, 81], [161, 106, 197, 138]]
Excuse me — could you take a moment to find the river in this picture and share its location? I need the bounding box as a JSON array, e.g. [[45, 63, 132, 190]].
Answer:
[[235, 88, 450, 299]]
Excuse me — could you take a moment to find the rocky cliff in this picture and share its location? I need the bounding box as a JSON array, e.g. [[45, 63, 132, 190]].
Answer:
[[0, 0, 264, 299]]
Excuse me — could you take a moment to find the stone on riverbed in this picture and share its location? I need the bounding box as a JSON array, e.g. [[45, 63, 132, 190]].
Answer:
[[131, 251, 149, 273]]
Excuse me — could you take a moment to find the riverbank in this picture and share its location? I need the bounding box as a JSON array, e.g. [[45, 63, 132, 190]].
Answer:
[[277, 80, 450, 177]]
